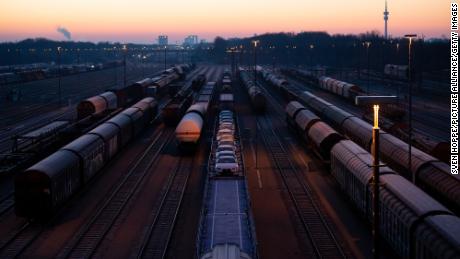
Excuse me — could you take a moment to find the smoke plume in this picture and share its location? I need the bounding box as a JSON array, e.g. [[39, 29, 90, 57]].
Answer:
[[57, 26, 71, 40]]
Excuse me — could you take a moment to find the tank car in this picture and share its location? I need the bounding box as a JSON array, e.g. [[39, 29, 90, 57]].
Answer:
[[77, 91, 118, 119]]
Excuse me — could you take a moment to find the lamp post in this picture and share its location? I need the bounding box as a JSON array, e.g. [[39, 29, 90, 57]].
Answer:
[[404, 34, 417, 183], [122, 45, 127, 87], [226, 47, 239, 76], [113, 47, 118, 87], [164, 45, 167, 71], [395, 43, 400, 103], [309, 44, 315, 67], [252, 40, 259, 84], [238, 45, 243, 66], [252, 40, 260, 169], [57, 46, 62, 106], [355, 95, 397, 259], [77, 48, 81, 90], [269, 46, 276, 70], [364, 41, 371, 94], [372, 104, 380, 259], [141, 46, 146, 77]]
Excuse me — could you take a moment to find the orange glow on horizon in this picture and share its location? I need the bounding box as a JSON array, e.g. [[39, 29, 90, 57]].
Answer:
[[0, 0, 448, 43]]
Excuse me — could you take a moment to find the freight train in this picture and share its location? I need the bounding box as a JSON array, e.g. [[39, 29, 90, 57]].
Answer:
[[162, 72, 207, 126], [0, 61, 126, 85], [77, 64, 193, 119], [15, 97, 158, 218], [238, 68, 266, 113], [286, 101, 460, 259], [197, 109, 257, 259], [280, 69, 364, 98], [279, 68, 405, 119], [296, 91, 459, 215], [191, 73, 206, 91], [175, 82, 216, 146], [259, 68, 456, 214], [221, 74, 232, 93], [261, 69, 458, 214], [162, 86, 194, 126]]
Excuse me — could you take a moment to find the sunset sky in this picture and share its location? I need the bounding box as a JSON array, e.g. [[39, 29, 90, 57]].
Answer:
[[0, 0, 448, 43]]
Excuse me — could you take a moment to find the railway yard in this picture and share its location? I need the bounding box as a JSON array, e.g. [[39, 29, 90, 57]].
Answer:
[[0, 63, 458, 259]]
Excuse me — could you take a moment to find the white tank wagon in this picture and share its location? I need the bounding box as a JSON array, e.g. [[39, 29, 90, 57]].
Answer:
[[175, 81, 216, 145], [175, 103, 207, 144]]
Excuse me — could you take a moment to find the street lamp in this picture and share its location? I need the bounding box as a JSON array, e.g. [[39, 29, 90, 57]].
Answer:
[[122, 45, 127, 87], [355, 95, 397, 259], [226, 47, 240, 76], [57, 46, 62, 106], [252, 40, 259, 84], [252, 39, 260, 170], [113, 47, 118, 87], [404, 34, 417, 183], [371, 104, 381, 259], [364, 41, 371, 94], [76, 48, 81, 88], [239, 45, 243, 68], [309, 44, 315, 67], [164, 45, 168, 71], [141, 46, 146, 77]]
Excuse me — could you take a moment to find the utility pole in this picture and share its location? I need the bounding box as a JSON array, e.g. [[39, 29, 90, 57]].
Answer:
[[123, 45, 127, 87], [253, 40, 259, 85], [57, 46, 62, 106], [355, 96, 397, 259], [365, 41, 371, 94], [226, 48, 239, 76], [164, 46, 167, 70], [77, 48, 81, 90], [405, 34, 417, 183], [372, 105, 380, 259], [252, 40, 259, 169], [141, 47, 145, 78]]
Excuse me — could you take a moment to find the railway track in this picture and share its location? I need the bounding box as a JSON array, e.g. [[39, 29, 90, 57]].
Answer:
[[0, 65, 205, 214], [136, 156, 194, 259], [250, 77, 348, 258], [0, 64, 163, 151], [0, 128, 172, 258], [0, 221, 43, 258], [286, 73, 449, 142], [56, 127, 174, 259], [0, 107, 74, 153], [0, 67, 208, 258], [257, 115, 347, 259]]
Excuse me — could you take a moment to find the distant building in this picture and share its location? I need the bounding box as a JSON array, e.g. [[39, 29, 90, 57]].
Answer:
[[183, 35, 199, 46], [158, 35, 168, 46], [383, 0, 389, 39]]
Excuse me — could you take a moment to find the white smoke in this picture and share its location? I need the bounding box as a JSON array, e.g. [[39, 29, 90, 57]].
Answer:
[[57, 26, 71, 40]]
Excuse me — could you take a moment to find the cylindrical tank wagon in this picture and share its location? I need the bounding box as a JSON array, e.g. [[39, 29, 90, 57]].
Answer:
[[175, 104, 206, 145], [77, 91, 118, 119], [175, 82, 216, 147]]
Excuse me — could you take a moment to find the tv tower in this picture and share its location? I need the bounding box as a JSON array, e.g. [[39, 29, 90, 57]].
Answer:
[[383, 0, 389, 39]]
